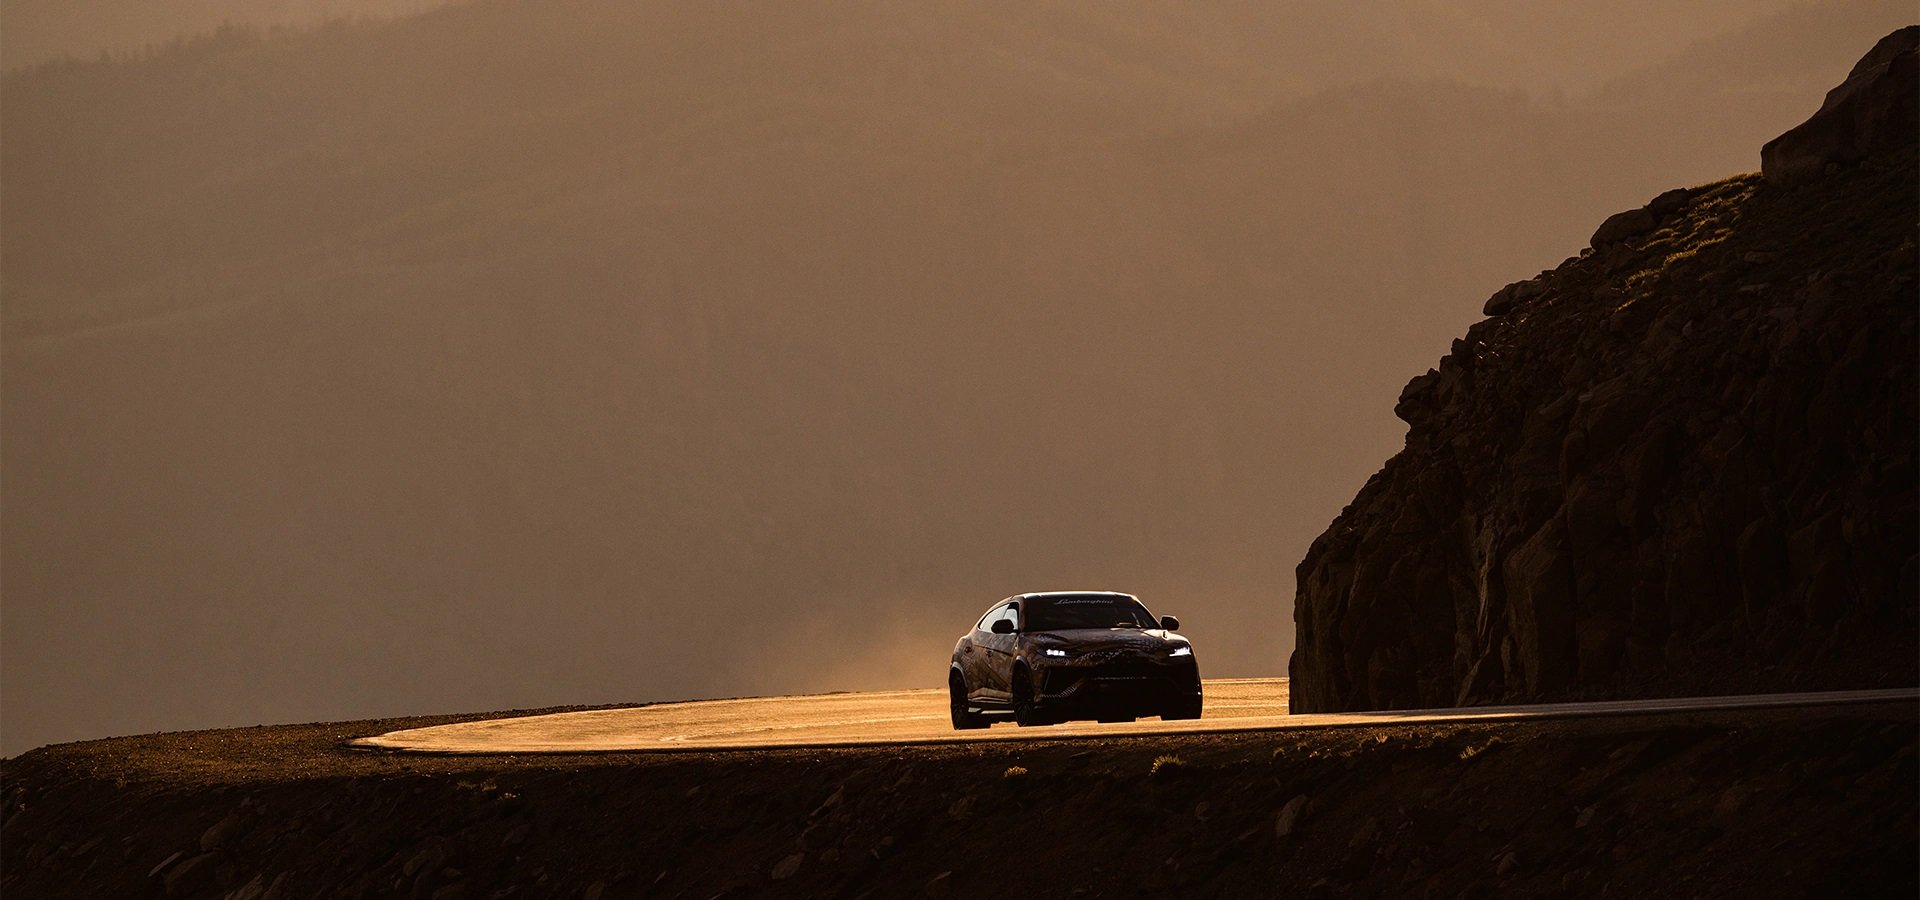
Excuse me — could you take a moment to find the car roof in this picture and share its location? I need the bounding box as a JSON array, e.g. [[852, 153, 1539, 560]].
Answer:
[[1007, 591, 1137, 603]]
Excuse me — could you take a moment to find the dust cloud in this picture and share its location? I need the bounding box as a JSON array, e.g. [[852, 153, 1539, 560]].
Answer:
[[2, 0, 1909, 755]]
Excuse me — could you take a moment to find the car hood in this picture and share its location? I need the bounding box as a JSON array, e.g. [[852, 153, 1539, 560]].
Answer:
[[1029, 628, 1186, 651]]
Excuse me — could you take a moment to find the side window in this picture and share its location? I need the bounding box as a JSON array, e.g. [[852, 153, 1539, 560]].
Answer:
[[975, 604, 1006, 633], [1001, 603, 1021, 632]]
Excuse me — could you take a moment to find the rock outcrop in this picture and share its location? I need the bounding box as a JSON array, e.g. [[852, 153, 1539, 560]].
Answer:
[[1762, 26, 1918, 185], [1290, 30, 1919, 714]]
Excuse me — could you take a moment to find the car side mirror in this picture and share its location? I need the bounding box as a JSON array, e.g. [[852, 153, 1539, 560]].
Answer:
[[991, 618, 1015, 634], [1160, 615, 1180, 631]]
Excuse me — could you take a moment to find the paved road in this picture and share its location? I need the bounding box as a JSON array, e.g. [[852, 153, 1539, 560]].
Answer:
[[350, 679, 1917, 754]]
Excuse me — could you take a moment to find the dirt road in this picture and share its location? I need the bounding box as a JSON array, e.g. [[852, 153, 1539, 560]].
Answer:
[[350, 678, 1916, 753]]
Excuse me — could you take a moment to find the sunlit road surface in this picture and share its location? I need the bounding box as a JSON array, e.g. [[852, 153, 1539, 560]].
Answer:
[[350, 679, 1918, 754]]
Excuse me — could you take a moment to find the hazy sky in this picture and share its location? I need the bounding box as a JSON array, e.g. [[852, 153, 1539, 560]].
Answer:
[[2, 0, 1909, 755]]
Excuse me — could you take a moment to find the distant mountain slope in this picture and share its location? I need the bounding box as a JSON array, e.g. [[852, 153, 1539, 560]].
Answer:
[[0, 0, 1821, 77], [1289, 28, 1918, 713], [1, 0, 450, 68]]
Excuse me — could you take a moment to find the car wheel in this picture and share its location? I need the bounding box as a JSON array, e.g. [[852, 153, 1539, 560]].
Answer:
[[1163, 695, 1203, 721], [950, 672, 988, 730], [1011, 667, 1048, 727]]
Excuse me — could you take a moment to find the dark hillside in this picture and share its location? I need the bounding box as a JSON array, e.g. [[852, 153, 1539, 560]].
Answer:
[[1, 703, 1913, 897], [1290, 28, 1918, 713]]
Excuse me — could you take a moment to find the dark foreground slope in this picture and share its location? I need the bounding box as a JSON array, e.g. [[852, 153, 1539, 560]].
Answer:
[[1289, 29, 1918, 714], [3, 703, 1914, 898]]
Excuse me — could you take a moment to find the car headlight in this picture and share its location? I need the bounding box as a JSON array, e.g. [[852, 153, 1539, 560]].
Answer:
[[1168, 645, 1192, 658], [1043, 648, 1068, 658]]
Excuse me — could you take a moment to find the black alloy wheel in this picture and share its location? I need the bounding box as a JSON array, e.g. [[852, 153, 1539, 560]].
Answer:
[[950, 672, 988, 730], [1011, 667, 1047, 727]]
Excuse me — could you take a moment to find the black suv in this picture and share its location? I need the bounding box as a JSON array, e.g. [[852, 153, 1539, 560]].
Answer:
[[948, 591, 1202, 729]]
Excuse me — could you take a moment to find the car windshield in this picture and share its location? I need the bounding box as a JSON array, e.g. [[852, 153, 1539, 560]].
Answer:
[[1022, 595, 1157, 631]]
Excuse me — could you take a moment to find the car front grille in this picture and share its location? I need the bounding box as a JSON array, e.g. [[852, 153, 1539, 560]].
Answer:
[[1042, 660, 1190, 695]]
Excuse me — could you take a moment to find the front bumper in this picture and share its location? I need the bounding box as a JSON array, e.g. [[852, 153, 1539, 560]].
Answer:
[[1033, 654, 1200, 716]]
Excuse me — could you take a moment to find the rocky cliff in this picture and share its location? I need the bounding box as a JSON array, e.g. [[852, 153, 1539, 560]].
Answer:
[[1289, 28, 1919, 713]]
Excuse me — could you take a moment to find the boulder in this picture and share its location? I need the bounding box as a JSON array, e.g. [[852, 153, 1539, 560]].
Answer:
[[1483, 285, 1519, 317], [1274, 794, 1310, 837], [1590, 207, 1656, 247], [1393, 370, 1441, 424], [1646, 188, 1692, 219]]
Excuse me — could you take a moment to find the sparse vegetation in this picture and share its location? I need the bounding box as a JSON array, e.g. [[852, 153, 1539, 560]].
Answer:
[[1002, 766, 1028, 779], [1460, 737, 1505, 761], [1149, 754, 1188, 779], [455, 779, 516, 801]]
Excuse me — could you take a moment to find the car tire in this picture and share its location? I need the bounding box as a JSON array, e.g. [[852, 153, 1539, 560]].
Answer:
[[1163, 695, 1203, 721], [1011, 667, 1048, 727], [950, 672, 989, 730]]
